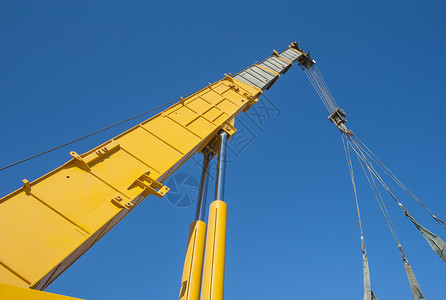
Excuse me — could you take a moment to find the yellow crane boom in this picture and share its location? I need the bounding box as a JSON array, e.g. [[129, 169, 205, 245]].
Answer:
[[0, 43, 307, 298]]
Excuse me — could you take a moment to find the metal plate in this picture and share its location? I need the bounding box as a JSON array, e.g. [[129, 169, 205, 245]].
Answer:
[[234, 48, 301, 90]]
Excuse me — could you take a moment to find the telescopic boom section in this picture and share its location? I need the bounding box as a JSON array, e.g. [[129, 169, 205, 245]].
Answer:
[[0, 42, 307, 295]]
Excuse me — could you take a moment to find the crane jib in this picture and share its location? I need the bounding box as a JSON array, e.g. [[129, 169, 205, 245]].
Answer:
[[0, 42, 307, 295]]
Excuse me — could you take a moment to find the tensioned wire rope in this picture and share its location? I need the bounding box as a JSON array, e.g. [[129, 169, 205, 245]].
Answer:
[[341, 133, 367, 252], [347, 133, 446, 230], [343, 132, 429, 299], [1, 43, 299, 173], [351, 134, 446, 229], [306, 61, 441, 298], [343, 134, 404, 253], [0, 91, 278, 173], [307, 63, 400, 242], [304, 65, 337, 113], [0, 98, 182, 171], [304, 60, 445, 229]]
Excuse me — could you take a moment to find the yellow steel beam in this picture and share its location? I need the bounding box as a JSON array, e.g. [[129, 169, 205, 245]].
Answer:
[[0, 283, 83, 300], [0, 75, 262, 291], [178, 220, 207, 300], [200, 200, 227, 300]]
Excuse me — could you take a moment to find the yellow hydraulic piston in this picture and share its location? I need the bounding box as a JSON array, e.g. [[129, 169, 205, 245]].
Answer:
[[200, 201, 227, 300], [179, 220, 207, 300], [179, 150, 212, 300], [0, 283, 82, 300], [201, 131, 228, 300]]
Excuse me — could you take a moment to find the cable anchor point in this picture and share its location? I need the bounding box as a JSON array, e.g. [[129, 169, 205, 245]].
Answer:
[[328, 108, 353, 135]]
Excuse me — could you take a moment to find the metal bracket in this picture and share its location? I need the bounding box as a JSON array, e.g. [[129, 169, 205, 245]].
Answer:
[[328, 108, 353, 135], [70, 151, 92, 171], [298, 52, 316, 70], [290, 41, 303, 52], [111, 194, 134, 210], [127, 170, 170, 197], [228, 83, 240, 92], [201, 121, 236, 158], [242, 94, 259, 112], [70, 141, 120, 171], [221, 120, 236, 136], [22, 179, 31, 195], [88, 140, 120, 162]]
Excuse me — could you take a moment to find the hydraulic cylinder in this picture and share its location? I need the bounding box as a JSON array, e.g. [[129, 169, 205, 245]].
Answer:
[[179, 220, 207, 300], [200, 200, 227, 300]]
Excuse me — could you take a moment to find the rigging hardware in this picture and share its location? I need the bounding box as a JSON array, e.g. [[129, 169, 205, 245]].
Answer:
[[305, 53, 443, 299], [329, 108, 353, 135]]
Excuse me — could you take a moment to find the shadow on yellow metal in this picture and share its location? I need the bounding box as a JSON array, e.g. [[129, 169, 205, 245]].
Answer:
[[0, 283, 83, 300], [201, 200, 227, 300], [179, 221, 207, 300]]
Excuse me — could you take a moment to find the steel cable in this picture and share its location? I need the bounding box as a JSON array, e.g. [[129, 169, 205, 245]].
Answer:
[[314, 66, 337, 109], [305, 65, 338, 114], [341, 133, 367, 252], [0, 98, 182, 171], [305, 69, 331, 113], [347, 136, 402, 247], [310, 67, 335, 112], [352, 134, 446, 228], [309, 68, 332, 110]]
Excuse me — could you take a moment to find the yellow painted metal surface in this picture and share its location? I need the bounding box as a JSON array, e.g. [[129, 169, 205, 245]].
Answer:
[[0, 283, 83, 300], [179, 221, 207, 300], [201, 200, 227, 300], [0, 76, 262, 291]]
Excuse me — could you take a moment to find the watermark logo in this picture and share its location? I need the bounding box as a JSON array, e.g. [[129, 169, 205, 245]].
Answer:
[[164, 173, 200, 208], [165, 95, 281, 208], [244, 95, 281, 131]]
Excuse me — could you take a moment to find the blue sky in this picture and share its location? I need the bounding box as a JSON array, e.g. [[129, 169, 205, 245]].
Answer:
[[1, 1, 445, 299]]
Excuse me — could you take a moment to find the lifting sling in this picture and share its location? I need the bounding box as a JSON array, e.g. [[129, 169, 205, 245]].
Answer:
[[306, 61, 441, 299], [362, 252, 377, 300], [408, 215, 446, 262]]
